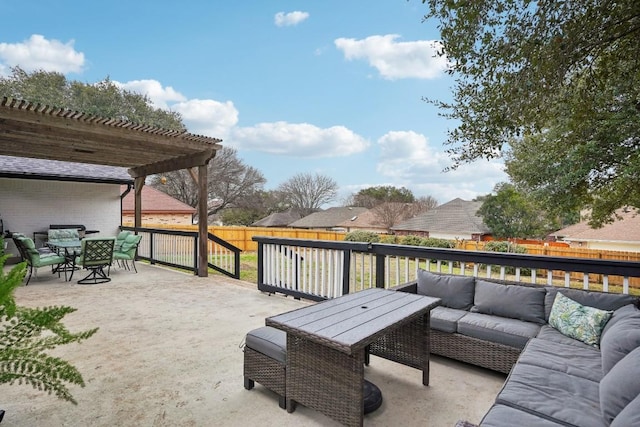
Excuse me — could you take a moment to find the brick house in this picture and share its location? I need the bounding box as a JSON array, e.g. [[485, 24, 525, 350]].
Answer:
[[121, 185, 196, 226]]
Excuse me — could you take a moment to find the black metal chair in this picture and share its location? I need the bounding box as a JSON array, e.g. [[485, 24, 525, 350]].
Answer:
[[75, 237, 115, 285]]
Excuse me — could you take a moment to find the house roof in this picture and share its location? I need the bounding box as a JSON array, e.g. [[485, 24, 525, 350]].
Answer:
[[121, 185, 196, 214], [288, 207, 369, 229], [0, 155, 133, 184], [551, 208, 640, 243], [251, 209, 303, 227], [391, 198, 490, 234], [0, 97, 222, 177], [336, 203, 414, 230]]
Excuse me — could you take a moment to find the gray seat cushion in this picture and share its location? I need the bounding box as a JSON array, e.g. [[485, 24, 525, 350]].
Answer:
[[599, 314, 640, 375], [517, 338, 602, 382], [471, 280, 546, 324], [245, 326, 287, 364], [457, 313, 540, 349], [430, 306, 467, 333], [416, 269, 475, 310], [480, 404, 565, 427], [544, 287, 637, 322], [496, 363, 604, 427], [536, 325, 596, 348], [611, 393, 640, 427], [600, 346, 640, 424]]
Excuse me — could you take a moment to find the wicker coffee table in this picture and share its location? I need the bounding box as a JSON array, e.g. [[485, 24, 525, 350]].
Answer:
[[266, 288, 440, 427]]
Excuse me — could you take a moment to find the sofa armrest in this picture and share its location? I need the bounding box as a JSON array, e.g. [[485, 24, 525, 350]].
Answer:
[[389, 281, 418, 294]]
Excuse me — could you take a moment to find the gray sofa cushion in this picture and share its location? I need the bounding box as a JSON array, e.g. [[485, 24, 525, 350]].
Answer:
[[416, 269, 475, 310], [496, 363, 604, 427], [599, 314, 640, 375], [457, 313, 540, 349], [429, 306, 467, 333], [611, 393, 640, 427], [480, 404, 565, 427], [471, 280, 546, 324], [601, 303, 640, 339], [517, 338, 602, 382], [600, 346, 640, 424], [245, 326, 287, 364], [536, 325, 596, 349], [544, 287, 637, 321]]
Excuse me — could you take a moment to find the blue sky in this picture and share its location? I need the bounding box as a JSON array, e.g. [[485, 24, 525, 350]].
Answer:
[[0, 1, 507, 205]]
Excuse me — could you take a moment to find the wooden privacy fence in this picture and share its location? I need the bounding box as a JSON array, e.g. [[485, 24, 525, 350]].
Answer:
[[139, 224, 347, 251]]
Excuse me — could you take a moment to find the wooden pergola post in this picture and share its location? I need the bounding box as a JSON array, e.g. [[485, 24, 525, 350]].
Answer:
[[197, 164, 208, 277], [134, 177, 145, 228]]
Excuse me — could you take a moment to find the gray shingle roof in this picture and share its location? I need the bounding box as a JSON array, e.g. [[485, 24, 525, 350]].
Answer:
[[0, 155, 133, 183], [391, 198, 490, 234], [551, 208, 640, 243], [288, 207, 369, 229], [251, 209, 303, 227]]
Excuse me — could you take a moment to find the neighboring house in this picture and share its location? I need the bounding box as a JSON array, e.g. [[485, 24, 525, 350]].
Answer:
[[391, 198, 491, 241], [0, 155, 133, 260], [336, 202, 420, 234], [288, 207, 369, 231], [121, 185, 196, 226], [251, 208, 302, 227], [550, 208, 640, 252]]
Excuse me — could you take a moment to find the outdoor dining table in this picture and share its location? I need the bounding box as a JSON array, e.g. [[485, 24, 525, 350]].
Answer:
[[46, 240, 82, 281], [265, 288, 441, 427]]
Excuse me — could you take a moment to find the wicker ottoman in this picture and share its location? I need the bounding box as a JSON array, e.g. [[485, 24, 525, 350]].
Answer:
[[243, 326, 287, 409]]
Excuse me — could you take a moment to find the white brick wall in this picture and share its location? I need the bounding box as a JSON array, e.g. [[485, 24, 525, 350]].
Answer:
[[1, 177, 124, 257]]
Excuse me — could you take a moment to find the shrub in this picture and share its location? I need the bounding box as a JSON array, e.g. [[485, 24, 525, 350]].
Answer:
[[344, 230, 380, 243]]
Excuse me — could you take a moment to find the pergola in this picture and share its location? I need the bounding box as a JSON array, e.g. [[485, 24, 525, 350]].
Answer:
[[0, 97, 223, 277]]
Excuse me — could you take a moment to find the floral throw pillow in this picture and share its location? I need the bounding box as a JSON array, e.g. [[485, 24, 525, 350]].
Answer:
[[549, 292, 613, 347]]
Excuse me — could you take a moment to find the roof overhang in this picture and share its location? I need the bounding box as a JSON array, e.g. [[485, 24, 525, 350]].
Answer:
[[0, 97, 222, 176]]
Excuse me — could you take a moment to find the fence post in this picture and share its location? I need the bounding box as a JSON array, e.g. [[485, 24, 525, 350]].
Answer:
[[193, 235, 198, 275], [375, 253, 385, 288], [256, 242, 264, 287], [342, 249, 351, 295]]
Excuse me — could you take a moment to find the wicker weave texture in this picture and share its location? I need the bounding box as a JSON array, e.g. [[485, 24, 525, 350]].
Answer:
[[287, 335, 365, 427], [243, 347, 286, 397], [368, 315, 425, 370], [431, 330, 520, 374]]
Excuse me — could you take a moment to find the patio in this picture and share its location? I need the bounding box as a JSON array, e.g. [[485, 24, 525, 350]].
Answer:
[[1, 263, 505, 427]]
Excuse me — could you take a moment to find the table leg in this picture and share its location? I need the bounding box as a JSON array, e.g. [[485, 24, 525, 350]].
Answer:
[[422, 312, 431, 386], [286, 335, 365, 427]]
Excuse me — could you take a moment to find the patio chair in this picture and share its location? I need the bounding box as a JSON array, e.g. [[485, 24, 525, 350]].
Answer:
[[113, 234, 142, 273], [113, 230, 132, 252], [12, 235, 66, 285], [47, 228, 82, 255], [75, 237, 116, 285]]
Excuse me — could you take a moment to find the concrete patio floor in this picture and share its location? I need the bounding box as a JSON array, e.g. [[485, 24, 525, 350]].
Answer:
[[1, 263, 506, 427]]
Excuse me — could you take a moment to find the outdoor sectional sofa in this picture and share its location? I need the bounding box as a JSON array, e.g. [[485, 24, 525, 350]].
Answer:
[[375, 269, 640, 427]]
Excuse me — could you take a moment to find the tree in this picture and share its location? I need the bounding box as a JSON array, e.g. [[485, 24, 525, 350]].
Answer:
[[351, 185, 415, 208], [0, 67, 184, 130], [0, 238, 97, 404], [477, 183, 553, 239], [422, 0, 640, 226], [277, 173, 338, 216], [152, 147, 266, 218]]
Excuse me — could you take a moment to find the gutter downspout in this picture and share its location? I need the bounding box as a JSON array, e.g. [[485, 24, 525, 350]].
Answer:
[[120, 184, 133, 227]]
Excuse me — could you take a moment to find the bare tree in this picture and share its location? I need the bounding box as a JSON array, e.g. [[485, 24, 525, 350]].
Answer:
[[152, 147, 266, 217], [277, 173, 338, 216]]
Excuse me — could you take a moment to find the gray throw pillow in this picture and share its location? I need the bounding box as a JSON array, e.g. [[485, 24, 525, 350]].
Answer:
[[471, 280, 546, 324], [416, 269, 475, 310], [600, 346, 640, 424], [611, 393, 640, 427]]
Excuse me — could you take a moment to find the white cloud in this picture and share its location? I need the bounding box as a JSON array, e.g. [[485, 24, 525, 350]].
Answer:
[[172, 99, 239, 138], [334, 34, 448, 80], [274, 11, 309, 27], [116, 79, 186, 110], [0, 34, 84, 74], [230, 122, 369, 157], [375, 130, 507, 202]]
